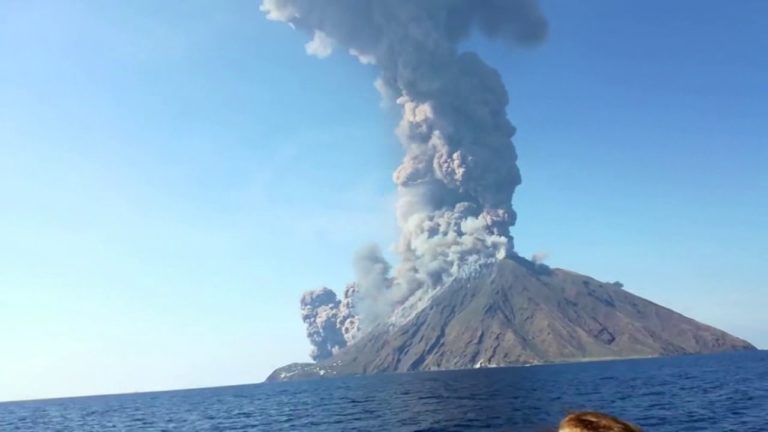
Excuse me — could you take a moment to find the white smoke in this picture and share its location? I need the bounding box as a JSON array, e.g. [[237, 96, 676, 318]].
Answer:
[[263, 0, 548, 354], [531, 252, 549, 264], [352, 244, 394, 328], [305, 30, 335, 58]]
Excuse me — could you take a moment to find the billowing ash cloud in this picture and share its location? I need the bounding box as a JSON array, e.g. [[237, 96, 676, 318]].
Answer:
[[300, 286, 358, 361], [264, 0, 548, 359]]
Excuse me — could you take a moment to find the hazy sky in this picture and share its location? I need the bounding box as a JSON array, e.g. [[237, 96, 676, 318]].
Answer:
[[1, 0, 766, 402]]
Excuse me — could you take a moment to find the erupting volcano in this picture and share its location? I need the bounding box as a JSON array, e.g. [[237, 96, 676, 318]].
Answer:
[[259, 0, 756, 381]]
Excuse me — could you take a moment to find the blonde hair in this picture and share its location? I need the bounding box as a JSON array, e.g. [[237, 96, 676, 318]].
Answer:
[[559, 412, 641, 432]]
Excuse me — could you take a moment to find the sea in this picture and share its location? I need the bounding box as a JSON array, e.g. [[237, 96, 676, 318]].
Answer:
[[1, 351, 766, 431]]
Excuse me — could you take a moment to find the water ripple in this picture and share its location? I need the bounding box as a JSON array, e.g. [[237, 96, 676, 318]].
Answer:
[[0, 351, 765, 431]]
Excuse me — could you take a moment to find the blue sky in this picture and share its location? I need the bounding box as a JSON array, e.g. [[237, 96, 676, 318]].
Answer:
[[1, 0, 765, 402]]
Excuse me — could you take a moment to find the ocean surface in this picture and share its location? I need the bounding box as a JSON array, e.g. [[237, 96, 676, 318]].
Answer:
[[1, 351, 766, 431]]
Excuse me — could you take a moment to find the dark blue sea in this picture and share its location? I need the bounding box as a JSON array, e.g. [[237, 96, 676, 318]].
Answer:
[[1, 351, 766, 431]]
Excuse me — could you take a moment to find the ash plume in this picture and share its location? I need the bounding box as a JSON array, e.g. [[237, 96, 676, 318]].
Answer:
[[300, 287, 358, 361], [263, 0, 548, 358], [352, 244, 395, 328]]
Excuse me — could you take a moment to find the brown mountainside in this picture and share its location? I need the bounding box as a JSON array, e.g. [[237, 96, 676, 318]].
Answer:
[[267, 258, 754, 382]]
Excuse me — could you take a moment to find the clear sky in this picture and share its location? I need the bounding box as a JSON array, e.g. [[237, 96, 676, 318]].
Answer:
[[1, 0, 765, 402]]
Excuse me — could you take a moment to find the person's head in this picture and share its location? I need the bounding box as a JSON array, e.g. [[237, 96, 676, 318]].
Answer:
[[559, 412, 641, 432]]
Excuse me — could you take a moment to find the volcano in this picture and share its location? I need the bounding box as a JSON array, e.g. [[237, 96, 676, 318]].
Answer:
[[259, 0, 756, 383], [267, 258, 755, 382]]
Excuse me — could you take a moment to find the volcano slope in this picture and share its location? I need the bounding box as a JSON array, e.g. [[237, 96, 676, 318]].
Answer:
[[267, 258, 754, 381]]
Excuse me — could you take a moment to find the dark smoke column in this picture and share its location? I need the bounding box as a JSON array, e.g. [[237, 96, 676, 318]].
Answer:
[[300, 286, 358, 361], [262, 0, 548, 353]]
